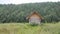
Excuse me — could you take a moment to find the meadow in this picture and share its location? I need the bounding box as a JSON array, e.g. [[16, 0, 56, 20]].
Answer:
[[0, 22, 60, 34]]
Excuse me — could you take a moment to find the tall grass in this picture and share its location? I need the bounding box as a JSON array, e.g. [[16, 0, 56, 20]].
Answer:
[[0, 22, 60, 34]]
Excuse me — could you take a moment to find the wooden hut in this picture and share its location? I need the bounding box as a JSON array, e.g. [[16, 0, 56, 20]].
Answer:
[[26, 12, 43, 24]]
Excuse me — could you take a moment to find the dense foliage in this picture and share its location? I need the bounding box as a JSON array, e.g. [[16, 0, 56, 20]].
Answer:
[[0, 2, 60, 23]]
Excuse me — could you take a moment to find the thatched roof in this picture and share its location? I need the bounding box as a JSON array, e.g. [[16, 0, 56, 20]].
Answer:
[[26, 11, 43, 19]]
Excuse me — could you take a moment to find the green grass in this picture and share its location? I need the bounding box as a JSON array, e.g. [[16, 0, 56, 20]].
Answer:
[[0, 22, 60, 34]]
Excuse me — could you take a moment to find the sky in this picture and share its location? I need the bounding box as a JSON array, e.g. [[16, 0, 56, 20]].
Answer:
[[0, 0, 60, 4]]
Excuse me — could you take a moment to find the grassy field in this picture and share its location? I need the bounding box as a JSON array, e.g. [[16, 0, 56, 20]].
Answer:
[[0, 22, 60, 34]]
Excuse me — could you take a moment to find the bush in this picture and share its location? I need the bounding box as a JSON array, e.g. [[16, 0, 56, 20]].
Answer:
[[30, 22, 39, 26]]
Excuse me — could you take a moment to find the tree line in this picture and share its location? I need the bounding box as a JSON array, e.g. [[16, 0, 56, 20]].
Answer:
[[0, 2, 60, 23]]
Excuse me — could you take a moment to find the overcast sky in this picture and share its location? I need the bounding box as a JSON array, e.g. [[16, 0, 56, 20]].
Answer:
[[0, 0, 60, 4]]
